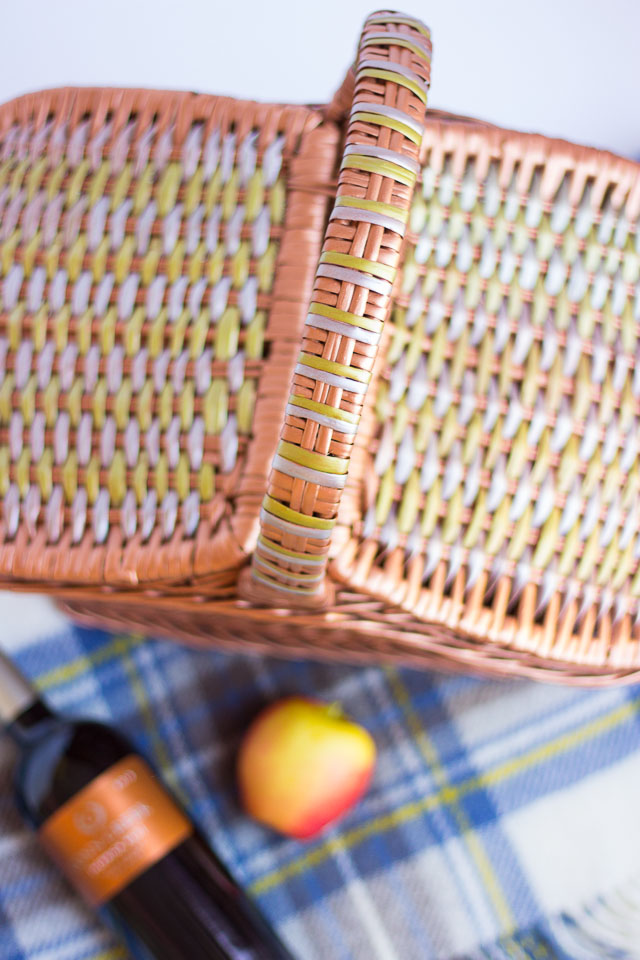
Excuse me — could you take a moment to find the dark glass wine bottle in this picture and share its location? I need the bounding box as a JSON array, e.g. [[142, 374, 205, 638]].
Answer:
[[0, 649, 294, 960]]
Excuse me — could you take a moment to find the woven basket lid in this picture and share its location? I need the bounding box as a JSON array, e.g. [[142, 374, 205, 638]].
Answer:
[[0, 87, 337, 588], [4, 12, 640, 684], [329, 114, 640, 673]]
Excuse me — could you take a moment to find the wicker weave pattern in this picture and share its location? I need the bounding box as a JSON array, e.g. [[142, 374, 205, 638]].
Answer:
[[6, 11, 640, 685], [333, 119, 640, 667], [0, 89, 331, 586], [248, 11, 431, 604], [57, 114, 640, 684]]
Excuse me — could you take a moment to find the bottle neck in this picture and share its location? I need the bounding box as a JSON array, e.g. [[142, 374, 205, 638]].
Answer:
[[0, 650, 53, 743]]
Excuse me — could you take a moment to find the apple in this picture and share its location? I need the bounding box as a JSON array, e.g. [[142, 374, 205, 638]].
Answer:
[[237, 697, 376, 840]]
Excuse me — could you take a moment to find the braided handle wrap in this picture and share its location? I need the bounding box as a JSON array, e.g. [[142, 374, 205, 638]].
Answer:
[[244, 10, 431, 607]]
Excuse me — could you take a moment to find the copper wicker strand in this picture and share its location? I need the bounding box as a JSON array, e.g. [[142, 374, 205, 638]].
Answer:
[[246, 10, 432, 606]]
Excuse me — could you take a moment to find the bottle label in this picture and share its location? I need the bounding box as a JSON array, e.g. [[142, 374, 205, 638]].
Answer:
[[39, 754, 193, 905]]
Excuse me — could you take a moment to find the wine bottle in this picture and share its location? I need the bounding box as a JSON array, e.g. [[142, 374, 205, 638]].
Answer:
[[0, 649, 294, 960]]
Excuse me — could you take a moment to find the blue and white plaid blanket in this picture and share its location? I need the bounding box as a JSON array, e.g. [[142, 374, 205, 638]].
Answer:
[[1, 595, 640, 960]]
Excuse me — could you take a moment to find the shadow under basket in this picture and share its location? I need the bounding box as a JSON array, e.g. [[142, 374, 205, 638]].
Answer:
[[2, 11, 640, 685]]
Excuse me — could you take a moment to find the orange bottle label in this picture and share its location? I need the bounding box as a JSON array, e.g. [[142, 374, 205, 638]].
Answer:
[[39, 754, 193, 905]]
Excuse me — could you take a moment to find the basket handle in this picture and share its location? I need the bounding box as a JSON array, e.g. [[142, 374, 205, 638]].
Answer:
[[242, 10, 431, 607]]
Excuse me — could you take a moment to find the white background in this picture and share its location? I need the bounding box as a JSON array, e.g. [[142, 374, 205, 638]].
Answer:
[[1, 0, 639, 158]]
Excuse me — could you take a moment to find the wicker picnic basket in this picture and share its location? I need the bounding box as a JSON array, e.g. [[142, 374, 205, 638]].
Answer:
[[1, 10, 640, 685]]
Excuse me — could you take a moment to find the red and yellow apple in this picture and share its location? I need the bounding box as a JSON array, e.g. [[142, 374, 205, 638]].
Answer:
[[237, 697, 376, 839]]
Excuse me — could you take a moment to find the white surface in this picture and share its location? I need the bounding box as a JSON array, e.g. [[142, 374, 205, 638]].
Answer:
[[1, 0, 639, 158], [0, 594, 68, 649]]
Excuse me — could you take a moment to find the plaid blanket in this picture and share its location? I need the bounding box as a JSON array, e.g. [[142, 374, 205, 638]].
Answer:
[[1, 595, 640, 960]]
